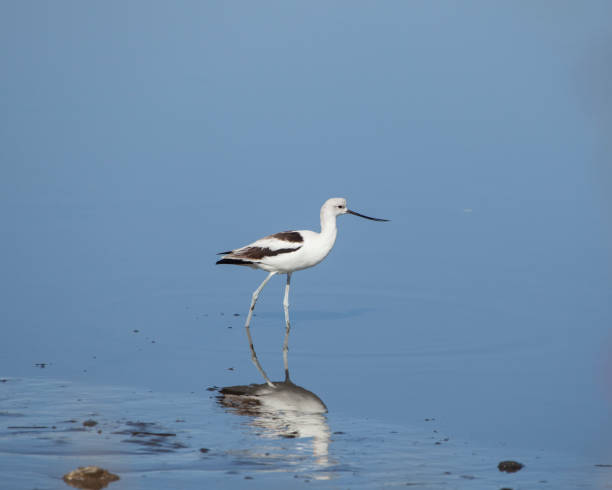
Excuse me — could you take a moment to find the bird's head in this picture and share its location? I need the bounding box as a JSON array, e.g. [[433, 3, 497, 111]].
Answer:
[[322, 197, 389, 221]]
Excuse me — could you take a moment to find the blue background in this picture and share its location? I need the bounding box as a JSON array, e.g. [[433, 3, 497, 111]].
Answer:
[[1, 0, 611, 470]]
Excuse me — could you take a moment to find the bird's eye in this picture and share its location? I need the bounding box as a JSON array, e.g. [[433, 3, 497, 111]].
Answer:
[[337, 205, 344, 208]]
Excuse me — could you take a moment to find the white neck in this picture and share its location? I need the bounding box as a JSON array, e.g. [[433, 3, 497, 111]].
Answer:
[[320, 207, 338, 241]]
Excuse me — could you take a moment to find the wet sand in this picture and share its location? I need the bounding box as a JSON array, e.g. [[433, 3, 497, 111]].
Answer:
[[0, 375, 606, 489]]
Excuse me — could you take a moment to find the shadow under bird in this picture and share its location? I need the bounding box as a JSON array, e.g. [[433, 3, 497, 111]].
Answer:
[[216, 197, 389, 387]]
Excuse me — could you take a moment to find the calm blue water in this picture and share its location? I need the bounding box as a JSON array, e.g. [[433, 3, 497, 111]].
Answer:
[[1, 2, 611, 488]]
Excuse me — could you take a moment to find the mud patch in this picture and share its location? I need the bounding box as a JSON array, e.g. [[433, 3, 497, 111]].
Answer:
[[112, 421, 186, 453]]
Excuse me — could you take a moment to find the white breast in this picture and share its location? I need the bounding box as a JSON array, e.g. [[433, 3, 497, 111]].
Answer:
[[258, 230, 337, 273]]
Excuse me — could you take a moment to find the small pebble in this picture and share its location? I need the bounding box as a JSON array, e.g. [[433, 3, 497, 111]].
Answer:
[[63, 466, 119, 488], [498, 461, 524, 473]]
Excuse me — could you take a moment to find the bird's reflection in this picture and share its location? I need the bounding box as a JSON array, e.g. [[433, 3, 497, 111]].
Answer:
[[218, 379, 331, 467]]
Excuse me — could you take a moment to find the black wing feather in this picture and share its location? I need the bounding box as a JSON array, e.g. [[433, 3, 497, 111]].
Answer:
[[216, 258, 254, 266]]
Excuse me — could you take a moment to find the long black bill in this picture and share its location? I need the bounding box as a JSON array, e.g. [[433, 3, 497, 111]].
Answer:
[[347, 209, 389, 222]]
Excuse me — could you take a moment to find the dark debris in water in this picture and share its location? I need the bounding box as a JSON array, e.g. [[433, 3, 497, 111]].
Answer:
[[498, 460, 524, 473], [119, 435, 186, 452], [112, 421, 185, 453], [83, 419, 98, 427], [130, 431, 176, 437], [63, 466, 119, 490], [8, 425, 49, 429]]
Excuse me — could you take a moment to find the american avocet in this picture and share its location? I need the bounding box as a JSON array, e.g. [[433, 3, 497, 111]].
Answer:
[[216, 197, 388, 387]]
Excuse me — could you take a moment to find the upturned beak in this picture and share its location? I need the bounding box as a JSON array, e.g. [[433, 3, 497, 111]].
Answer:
[[347, 209, 389, 222]]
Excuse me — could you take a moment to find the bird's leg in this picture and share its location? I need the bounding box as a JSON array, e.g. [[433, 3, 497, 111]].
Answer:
[[282, 272, 292, 382], [245, 271, 277, 388]]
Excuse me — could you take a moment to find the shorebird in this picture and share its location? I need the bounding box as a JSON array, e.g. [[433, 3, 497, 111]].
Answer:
[[216, 197, 388, 387]]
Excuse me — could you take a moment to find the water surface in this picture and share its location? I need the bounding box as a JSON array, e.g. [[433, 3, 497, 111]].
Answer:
[[1, 1, 611, 488]]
